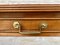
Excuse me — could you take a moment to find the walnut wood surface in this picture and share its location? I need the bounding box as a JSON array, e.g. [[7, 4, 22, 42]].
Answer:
[[0, 4, 59, 36]]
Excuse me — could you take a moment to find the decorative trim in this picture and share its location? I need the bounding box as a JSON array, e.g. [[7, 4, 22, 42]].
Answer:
[[0, 4, 60, 12]]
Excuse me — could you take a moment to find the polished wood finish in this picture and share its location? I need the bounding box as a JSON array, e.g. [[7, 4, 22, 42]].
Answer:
[[0, 4, 60, 12], [0, 4, 60, 19], [0, 4, 60, 36]]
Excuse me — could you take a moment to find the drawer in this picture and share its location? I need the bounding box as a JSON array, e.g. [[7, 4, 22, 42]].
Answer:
[[0, 19, 60, 36]]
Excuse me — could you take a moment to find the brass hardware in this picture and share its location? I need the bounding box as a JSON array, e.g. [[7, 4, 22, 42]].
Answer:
[[13, 21, 20, 29], [40, 23, 48, 30], [19, 23, 48, 34], [19, 31, 40, 34], [13, 21, 40, 34]]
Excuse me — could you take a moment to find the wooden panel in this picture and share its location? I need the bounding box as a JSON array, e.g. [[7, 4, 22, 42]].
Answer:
[[0, 20, 18, 33], [0, 19, 60, 33], [0, 12, 60, 18]]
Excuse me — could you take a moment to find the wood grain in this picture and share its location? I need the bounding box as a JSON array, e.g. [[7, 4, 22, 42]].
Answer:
[[0, 4, 59, 36], [0, 4, 60, 12]]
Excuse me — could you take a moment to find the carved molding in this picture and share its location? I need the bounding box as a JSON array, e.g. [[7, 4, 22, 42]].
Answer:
[[0, 4, 60, 12]]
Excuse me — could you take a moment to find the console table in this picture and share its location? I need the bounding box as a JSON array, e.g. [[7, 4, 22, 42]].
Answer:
[[0, 4, 60, 36]]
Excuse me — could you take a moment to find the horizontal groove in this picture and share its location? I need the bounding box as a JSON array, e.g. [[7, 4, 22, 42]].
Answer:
[[0, 10, 60, 12], [0, 30, 60, 33], [0, 4, 60, 7], [42, 31, 60, 33], [0, 18, 59, 20], [1, 31, 60, 33], [0, 8, 59, 9]]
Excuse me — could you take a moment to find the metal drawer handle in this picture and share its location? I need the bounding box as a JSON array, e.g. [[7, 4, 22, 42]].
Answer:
[[13, 21, 48, 34], [40, 23, 48, 30], [19, 31, 40, 34], [13, 21, 20, 29]]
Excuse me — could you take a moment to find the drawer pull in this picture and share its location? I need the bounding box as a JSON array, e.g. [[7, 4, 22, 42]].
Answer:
[[13, 22, 47, 34], [13, 21, 20, 29], [19, 31, 40, 34], [40, 23, 48, 30]]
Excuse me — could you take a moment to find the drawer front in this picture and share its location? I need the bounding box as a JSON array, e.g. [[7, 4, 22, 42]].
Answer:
[[0, 19, 60, 36]]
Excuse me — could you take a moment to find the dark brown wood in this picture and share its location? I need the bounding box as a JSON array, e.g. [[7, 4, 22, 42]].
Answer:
[[0, 4, 60, 36]]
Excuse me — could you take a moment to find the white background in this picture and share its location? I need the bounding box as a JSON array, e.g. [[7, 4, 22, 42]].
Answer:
[[0, 0, 60, 4], [0, 37, 60, 45]]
